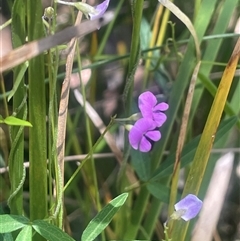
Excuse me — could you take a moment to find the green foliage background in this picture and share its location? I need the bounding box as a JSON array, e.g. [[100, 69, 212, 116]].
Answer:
[[0, 0, 239, 240]]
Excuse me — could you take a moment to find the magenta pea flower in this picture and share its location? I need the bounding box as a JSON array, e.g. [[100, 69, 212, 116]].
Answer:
[[171, 194, 203, 221], [129, 118, 161, 152], [138, 91, 169, 127]]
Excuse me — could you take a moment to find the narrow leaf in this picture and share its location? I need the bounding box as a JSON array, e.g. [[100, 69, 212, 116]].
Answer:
[[81, 193, 128, 241], [130, 149, 151, 182], [7, 62, 28, 102], [0, 233, 13, 241], [32, 220, 75, 241], [4, 116, 32, 127], [150, 116, 237, 181], [15, 225, 32, 241], [147, 182, 172, 203], [158, 0, 200, 60], [0, 215, 29, 233]]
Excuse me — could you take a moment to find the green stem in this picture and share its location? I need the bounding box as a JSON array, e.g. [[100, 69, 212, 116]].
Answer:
[[27, 0, 48, 240], [122, 186, 149, 239]]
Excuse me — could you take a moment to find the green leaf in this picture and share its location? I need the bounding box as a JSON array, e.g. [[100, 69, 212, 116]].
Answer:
[[130, 149, 151, 181], [140, 17, 151, 50], [7, 62, 28, 102], [0, 233, 13, 241], [32, 220, 75, 241], [15, 225, 32, 241], [3, 116, 32, 127], [146, 182, 173, 203], [0, 215, 29, 233], [81, 193, 129, 241]]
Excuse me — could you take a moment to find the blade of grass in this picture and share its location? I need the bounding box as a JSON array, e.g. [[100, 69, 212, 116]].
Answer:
[[198, 73, 240, 128], [143, 0, 219, 238], [123, 0, 144, 112], [8, 0, 26, 216], [158, 0, 201, 60], [170, 37, 240, 241], [192, 152, 234, 241], [190, 0, 239, 123], [168, 61, 201, 227]]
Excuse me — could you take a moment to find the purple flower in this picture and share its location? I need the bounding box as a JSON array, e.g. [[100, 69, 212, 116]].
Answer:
[[56, 0, 109, 21], [89, 0, 110, 20], [127, 91, 168, 152], [129, 118, 161, 152], [173, 194, 203, 221], [138, 91, 169, 127]]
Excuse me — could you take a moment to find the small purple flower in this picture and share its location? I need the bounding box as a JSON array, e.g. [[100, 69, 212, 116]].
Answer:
[[173, 194, 203, 221], [56, 0, 109, 21], [89, 0, 110, 20], [138, 91, 169, 127], [129, 118, 161, 152]]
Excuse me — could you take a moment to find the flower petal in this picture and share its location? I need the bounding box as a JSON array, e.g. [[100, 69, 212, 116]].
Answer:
[[129, 127, 142, 150], [134, 118, 157, 132], [145, 130, 161, 141], [128, 118, 157, 151], [139, 136, 152, 152], [89, 0, 110, 20], [139, 91, 157, 107], [153, 102, 169, 112], [152, 112, 167, 127], [174, 194, 203, 221], [138, 91, 157, 118]]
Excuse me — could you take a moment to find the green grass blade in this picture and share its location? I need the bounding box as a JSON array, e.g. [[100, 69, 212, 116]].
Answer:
[[123, 0, 144, 112], [141, 0, 219, 238], [9, 0, 27, 216], [170, 38, 240, 241], [191, 0, 239, 121]]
